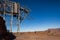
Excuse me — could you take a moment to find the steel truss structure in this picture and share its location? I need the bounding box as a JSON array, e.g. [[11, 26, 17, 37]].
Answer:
[[0, 0, 29, 32]]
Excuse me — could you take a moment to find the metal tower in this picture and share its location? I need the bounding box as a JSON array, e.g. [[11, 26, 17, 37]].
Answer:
[[0, 0, 30, 32]]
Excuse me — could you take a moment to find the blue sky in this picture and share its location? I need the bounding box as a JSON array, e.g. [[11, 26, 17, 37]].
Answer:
[[1, 0, 60, 32]]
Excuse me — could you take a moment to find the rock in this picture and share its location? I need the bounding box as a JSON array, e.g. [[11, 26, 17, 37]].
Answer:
[[0, 16, 16, 40]]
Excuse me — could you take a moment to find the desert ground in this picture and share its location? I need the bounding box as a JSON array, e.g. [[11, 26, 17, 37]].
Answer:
[[14, 28, 60, 40]]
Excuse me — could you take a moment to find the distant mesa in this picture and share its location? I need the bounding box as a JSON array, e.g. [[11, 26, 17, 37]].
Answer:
[[46, 28, 60, 36]]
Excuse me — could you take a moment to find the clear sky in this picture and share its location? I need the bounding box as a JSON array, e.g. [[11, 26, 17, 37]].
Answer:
[[3, 0, 60, 32]]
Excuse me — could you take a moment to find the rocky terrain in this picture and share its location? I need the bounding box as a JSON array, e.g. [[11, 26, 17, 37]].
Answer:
[[14, 28, 60, 40]]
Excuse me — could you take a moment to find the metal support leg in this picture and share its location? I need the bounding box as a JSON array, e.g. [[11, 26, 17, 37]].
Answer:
[[10, 2, 13, 32], [17, 3, 20, 33]]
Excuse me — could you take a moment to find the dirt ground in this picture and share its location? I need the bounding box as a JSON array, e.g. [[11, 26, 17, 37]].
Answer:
[[14, 28, 60, 40]]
